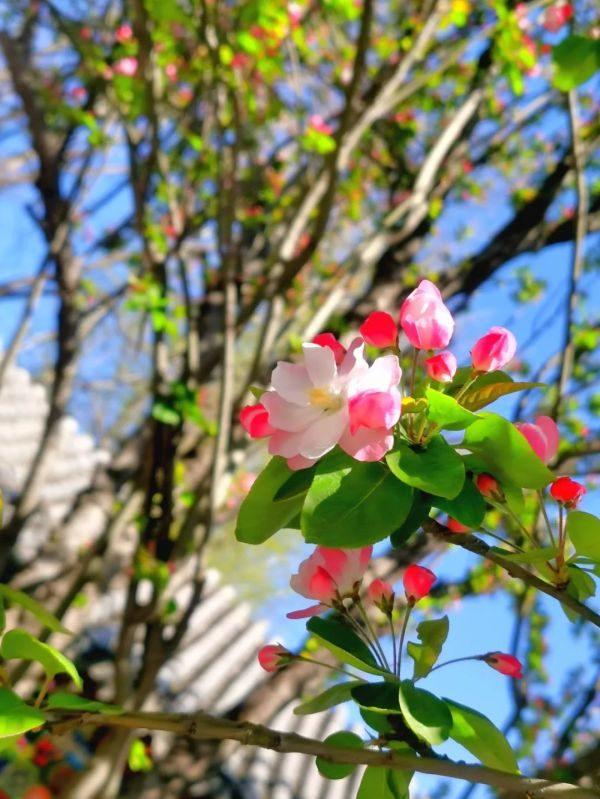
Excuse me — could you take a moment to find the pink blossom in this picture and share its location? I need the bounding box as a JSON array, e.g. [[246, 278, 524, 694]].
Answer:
[[399, 280, 454, 350], [550, 476, 586, 509], [114, 56, 138, 77], [262, 339, 401, 468], [312, 332, 346, 365], [471, 326, 516, 372], [239, 403, 275, 438], [542, 2, 573, 32], [308, 114, 333, 136], [287, 546, 372, 619], [516, 416, 559, 463], [115, 23, 133, 43], [359, 311, 397, 348], [425, 351, 457, 383], [165, 62, 178, 81]]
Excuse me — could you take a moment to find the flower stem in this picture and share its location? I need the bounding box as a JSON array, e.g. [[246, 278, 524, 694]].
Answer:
[[537, 490, 557, 547], [298, 655, 363, 681], [357, 602, 390, 672], [34, 676, 52, 708], [390, 614, 398, 675], [427, 654, 484, 675], [396, 603, 413, 679]]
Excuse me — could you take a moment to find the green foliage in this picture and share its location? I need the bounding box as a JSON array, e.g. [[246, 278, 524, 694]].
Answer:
[[444, 698, 519, 773], [315, 731, 363, 779], [0, 585, 72, 635], [306, 617, 386, 676], [431, 477, 486, 528], [425, 388, 479, 431], [566, 511, 600, 562], [552, 36, 600, 91], [462, 413, 553, 489], [302, 450, 413, 547], [294, 680, 364, 715], [235, 457, 305, 544], [357, 765, 411, 799], [45, 692, 123, 714], [407, 617, 449, 680], [0, 629, 82, 689], [390, 492, 432, 547], [0, 688, 45, 739], [128, 739, 153, 772], [398, 681, 452, 745], [386, 436, 465, 499]]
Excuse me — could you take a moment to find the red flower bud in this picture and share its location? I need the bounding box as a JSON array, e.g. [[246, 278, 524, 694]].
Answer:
[[549, 476, 586, 509], [403, 564, 435, 603], [258, 644, 291, 672], [239, 403, 274, 439], [367, 578, 394, 611], [446, 517, 470, 534], [475, 473, 502, 500], [359, 311, 398, 349], [483, 652, 523, 678], [312, 332, 346, 364]]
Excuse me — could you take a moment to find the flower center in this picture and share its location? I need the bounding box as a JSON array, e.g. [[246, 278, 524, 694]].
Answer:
[[308, 387, 343, 412]]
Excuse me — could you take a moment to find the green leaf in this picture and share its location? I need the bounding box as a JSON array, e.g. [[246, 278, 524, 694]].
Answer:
[[306, 617, 386, 676], [302, 450, 413, 547], [493, 547, 559, 565], [0, 585, 72, 635], [0, 688, 45, 739], [431, 478, 486, 528], [407, 616, 449, 680], [357, 765, 411, 799], [390, 492, 432, 547], [235, 457, 306, 544], [273, 465, 316, 501], [425, 388, 479, 431], [444, 698, 519, 773], [316, 731, 362, 779], [351, 682, 401, 734], [0, 629, 82, 689], [45, 692, 123, 715], [462, 414, 553, 489], [460, 382, 543, 413], [294, 680, 364, 715], [566, 511, 600, 562], [567, 565, 596, 602], [128, 738, 153, 772], [387, 436, 465, 500], [552, 35, 600, 91], [398, 681, 452, 745]]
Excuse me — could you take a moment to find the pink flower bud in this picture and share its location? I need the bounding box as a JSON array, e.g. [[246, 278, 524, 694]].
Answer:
[[516, 416, 559, 464], [115, 23, 133, 43], [367, 578, 394, 610], [308, 115, 333, 136], [550, 476, 586, 509], [114, 56, 138, 77], [258, 644, 291, 672], [403, 564, 436, 603], [471, 327, 517, 372], [359, 311, 398, 348], [239, 403, 275, 438], [399, 280, 454, 350], [425, 351, 457, 383], [311, 332, 346, 365], [475, 473, 502, 500], [446, 517, 470, 533], [483, 652, 523, 678]]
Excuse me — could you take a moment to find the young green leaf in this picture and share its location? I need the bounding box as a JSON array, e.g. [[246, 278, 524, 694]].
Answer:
[[566, 511, 600, 562], [493, 547, 559, 565], [235, 457, 306, 544], [425, 388, 479, 431], [398, 681, 452, 745], [302, 450, 413, 547], [462, 414, 553, 489], [128, 738, 153, 772], [431, 478, 485, 528], [306, 617, 386, 676], [0, 688, 45, 739], [293, 680, 364, 715], [357, 765, 411, 799], [0, 585, 72, 635], [351, 682, 401, 734], [390, 492, 432, 547], [1, 629, 82, 689], [552, 35, 600, 91], [45, 692, 124, 714], [460, 381, 543, 413], [444, 698, 519, 773], [274, 465, 316, 501], [315, 731, 363, 779], [386, 436, 465, 500], [407, 616, 449, 680]]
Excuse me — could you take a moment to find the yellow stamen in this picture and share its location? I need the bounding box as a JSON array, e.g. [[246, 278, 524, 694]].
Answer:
[[308, 387, 343, 412]]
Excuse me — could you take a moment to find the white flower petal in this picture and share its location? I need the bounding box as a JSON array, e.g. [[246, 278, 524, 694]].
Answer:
[[271, 361, 312, 405], [262, 392, 323, 432], [298, 408, 348, 459], [302, 343, 337, 386]]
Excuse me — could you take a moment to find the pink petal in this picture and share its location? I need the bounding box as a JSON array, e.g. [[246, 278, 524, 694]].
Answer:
[[287, 454, 318, 471], [286, 604, 326, 619], [262, 392, 322, 432], [296, 408, 348, 460], [271, 361, 312, 405], [535, 416, 559, 460], [302, 343, 337, 386], [348, 390, 400, 434], [339, 426, 394, 462]]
